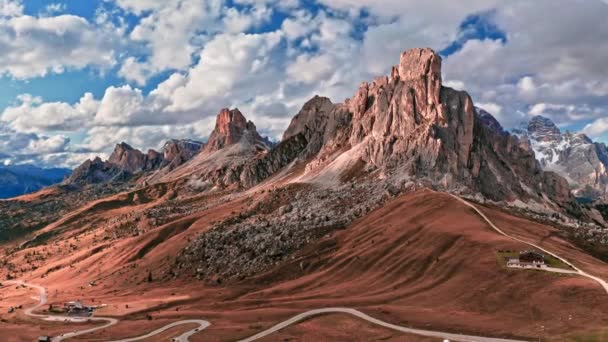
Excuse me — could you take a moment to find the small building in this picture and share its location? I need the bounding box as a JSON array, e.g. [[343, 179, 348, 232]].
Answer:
[[64, 300, 84, 311], [507, 251, 547, 269], [38, 336, 52, 342], [63, 300, 92, 316]]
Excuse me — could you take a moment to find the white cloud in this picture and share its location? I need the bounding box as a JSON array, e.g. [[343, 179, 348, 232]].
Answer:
[[115, 0, 278, 85], [27, 134, 70, 153], [113, 0, 166, 14], [125, 0, 224, 74], [94, 85, 151, 126], [444, 80, 466, 91], [583, 118, 608, 138], [44, 3, 66, 15], [83, 119, 214, 152], [442, 0, 608, 129], [527, 102, 604, 124], [166, 31, 283, 113], [1, 93, 98, 132], [287, 54, 335, 84], [0, 13, 121, 79], [477, 102, 502, 116], [0, 121, 78, 167], [223, 4, 272, 33], [0, 0, 22, 17], [4, 0, 608, 168]]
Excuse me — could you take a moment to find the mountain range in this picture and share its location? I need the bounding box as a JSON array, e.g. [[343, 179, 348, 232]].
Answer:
[[513, 115, 608, 201], [2, 48, 608, 341], [0, 164, 70, 199]]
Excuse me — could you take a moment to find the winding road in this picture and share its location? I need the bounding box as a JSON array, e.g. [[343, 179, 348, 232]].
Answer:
[[4, 195, 606, 341], [450, 194, 608, 294], [236, 308, 523, 342], [4, 280, 209, 342]]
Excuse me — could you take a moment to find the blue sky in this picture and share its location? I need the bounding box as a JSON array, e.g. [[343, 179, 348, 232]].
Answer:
[[0, 0, 607, 168]]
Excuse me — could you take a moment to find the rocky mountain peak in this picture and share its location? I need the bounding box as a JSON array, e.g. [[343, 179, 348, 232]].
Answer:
[[203, 108, 268, 153], [108, 142, 148, 173], [512, 115, 608, 200], [528, 115, 562, 142], [215, 108, 249, 135], [475, 107, 505, 134], [273, 47, 578, 214], [162, 139, 203, 161], [397, 47, 442, 82]]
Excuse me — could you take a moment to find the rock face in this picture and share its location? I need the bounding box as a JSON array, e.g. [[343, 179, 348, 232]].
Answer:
[[108, 143, 163, 174], [64, 157, 128, 185], [65, 48, 583, 216], [67, 140, 203, 186], [281, 48, 578, 212], [203, 108, 269, 153], [160, 108, 273, 187], [160, 139, 204, 171], [528, 116, 562, 142], [514, 115, 608, 200]]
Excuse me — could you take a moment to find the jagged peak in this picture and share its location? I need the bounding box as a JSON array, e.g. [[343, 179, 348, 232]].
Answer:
[[213, 108, 257, 134], [109, 142, 144, 164], [203, 107, 266, 153], [475, 107, 504, 133], [527, 115, 561, 142], [115, 142, 135, 150], [397, 48, 442, 82], [302, 95, 333, 109]]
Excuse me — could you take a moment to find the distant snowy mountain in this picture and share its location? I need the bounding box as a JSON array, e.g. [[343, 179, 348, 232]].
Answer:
[[0, 165, 71, 199], [512, 115, 608, 200]]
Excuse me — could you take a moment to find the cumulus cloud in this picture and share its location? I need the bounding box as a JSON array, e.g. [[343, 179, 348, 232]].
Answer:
[[0, 9, 122, 79], [583, 118, 608, 138], [44, 3, 66, 15], [1, 93, 98, 132], [115, 0, 278, 85], [0, 0, 21, 17], [0, 122, 81, 167], [3, 0, 608, 168], [442, 0, 608, 128]]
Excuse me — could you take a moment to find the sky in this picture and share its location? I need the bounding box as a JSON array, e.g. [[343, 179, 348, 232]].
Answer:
[[1, 0, 607, 168]]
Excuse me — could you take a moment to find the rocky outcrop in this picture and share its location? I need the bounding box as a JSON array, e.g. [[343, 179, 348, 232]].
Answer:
[[203, 108, 269, 154], [107, 143, 164, 173], [160, 139, 204, 171], [279, 47, 579, 213], [68, 140, 203, 186], [528, 116, 562, 142], [65, 48, 584, 216], [159, 108, 274, 187], [240, 133, 309, 187], [64, 157, 129, 185], [513, 115, 608, 200]]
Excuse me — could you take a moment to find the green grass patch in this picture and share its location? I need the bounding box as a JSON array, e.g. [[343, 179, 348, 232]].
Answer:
[[568, 327, 608, 341], [496, 250, 518, 268]]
